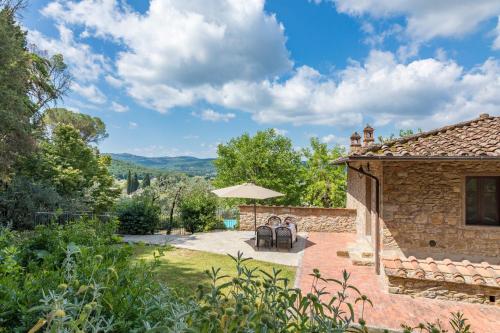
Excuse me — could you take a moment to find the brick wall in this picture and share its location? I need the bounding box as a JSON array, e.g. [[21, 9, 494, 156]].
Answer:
[[381, 160, 500, 264], [238, 205, 357, 232]]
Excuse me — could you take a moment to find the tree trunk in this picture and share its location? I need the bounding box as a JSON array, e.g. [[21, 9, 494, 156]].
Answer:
[[167, 186, 183, 235]]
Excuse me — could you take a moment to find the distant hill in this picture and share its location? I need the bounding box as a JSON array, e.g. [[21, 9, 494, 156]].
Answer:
[[107, 153, 216, 178]]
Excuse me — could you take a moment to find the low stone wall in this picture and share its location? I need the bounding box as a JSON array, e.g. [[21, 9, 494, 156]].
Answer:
[[239, 205, 357, 232], [387, 276, 500, 306]]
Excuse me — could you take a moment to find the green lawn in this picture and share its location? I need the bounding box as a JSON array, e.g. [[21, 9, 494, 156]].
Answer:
[[132, 245, 296, 293]]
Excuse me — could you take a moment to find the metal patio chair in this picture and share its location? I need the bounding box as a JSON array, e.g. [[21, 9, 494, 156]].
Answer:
[[266, 215, 282, 226], [256, 225, 273, 248], [275, 226, 293, 249]]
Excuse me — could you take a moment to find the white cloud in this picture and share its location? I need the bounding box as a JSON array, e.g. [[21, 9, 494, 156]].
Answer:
[[494, 17, 500, 50], [332, 0, 500, 46], [273, 128, 288, 136], [128, 121, 138, 129], [39, 0, 500, 129], [71, 82, 107, 104], [320, 134, 337, 144], [211, 50, 500, 128], [28, 24, 109, 82], [111, 101, 129, 113], [42, 0, 292, 111], [105, 75, 124, 88], [195, 109, 235, 122]]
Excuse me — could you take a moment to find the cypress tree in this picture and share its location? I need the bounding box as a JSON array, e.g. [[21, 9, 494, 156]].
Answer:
[[132, 173, 139, 192], [126, 170, 132, 194], [142, 173, 151, 188]]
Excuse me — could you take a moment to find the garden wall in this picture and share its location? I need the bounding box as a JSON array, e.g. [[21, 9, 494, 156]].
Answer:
[[238, 205, 357, 232]]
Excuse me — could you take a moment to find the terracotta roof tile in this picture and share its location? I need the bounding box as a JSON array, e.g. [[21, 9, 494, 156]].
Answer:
[[351, 114, 500, 158], [382, 257, 500, 288]]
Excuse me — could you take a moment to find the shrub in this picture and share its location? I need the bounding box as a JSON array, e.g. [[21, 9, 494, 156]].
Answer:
[[115, 196, 160, 234], [179, 188, 218, 233], [0, 221, 475, 333], [0, 177, 63, 229]]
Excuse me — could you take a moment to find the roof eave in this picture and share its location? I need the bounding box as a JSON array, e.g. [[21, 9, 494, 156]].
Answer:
[[331, 155, 500, 165]]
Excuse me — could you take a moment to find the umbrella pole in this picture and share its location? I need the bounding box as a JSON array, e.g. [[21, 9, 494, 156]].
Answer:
[[253, 199, 257, 236]]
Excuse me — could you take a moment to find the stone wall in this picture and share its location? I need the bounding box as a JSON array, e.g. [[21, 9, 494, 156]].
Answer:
[[381, 160, 500, 264], [387, 276, 500, 306], [238, 205, 357, 232]]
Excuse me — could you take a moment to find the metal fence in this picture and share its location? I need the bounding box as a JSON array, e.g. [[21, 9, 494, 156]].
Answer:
[[160, 214, 186, 235], [34, 211, 114, 227]]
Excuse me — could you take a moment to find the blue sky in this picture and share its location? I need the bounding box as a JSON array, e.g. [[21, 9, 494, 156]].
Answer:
[[23, 0, 500, 157]]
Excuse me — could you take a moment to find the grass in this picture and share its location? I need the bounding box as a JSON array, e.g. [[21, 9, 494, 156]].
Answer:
[[132, 245, 296, 293]]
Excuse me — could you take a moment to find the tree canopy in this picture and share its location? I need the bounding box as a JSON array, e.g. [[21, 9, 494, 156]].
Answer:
[[0, 3, 69, 181], [43, 108, 108, 143], [214, 129, 304, 205], [302, 138, 346, 208]]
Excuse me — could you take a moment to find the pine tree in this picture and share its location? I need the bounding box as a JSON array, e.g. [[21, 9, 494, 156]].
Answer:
[[142, 173, 151, 188], [126, 170, 132, 194], [131, 173, 139, 192]]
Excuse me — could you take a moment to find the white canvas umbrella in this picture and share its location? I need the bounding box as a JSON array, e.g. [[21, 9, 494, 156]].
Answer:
[[212, 183, 284, 234]]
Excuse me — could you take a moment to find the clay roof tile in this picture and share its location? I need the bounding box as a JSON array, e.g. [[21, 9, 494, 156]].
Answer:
[[348, 114, 500, 158]]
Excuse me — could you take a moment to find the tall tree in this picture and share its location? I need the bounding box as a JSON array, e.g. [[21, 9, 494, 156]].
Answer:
[[214, 129, 304, 205], [21, 125, 118, 211], [142, 173, 151, 188], [43, 108, 108, 143], [126, 170, 132, 195], [0, 2, 69, 182], [302, 138, 347, 208], [131, 173, 139, 193]]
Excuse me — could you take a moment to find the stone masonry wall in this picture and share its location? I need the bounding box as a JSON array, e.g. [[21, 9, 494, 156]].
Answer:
[[387, 276, 500, 306], [238, 205, 357, 232], [381, 160, 500, 264]]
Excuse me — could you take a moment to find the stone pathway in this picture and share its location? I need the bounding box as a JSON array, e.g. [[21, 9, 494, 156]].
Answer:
[[122, 230, 308, 267], [298, 232, 500, 332]]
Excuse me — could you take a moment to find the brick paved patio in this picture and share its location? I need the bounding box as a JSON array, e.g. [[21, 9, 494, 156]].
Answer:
[[298, 232, 500, 332]]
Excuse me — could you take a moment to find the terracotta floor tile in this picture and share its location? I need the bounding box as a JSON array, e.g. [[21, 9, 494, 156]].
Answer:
[[298, 232, 500, 332]]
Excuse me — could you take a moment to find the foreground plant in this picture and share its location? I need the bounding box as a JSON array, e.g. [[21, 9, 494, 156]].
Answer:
[[195, 251, 372, 332], [0, 221, 476, 332]]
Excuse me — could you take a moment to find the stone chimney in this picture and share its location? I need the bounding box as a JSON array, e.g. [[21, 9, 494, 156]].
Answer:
[[363, 124, 374, 147], [350, 132, 362, 153]]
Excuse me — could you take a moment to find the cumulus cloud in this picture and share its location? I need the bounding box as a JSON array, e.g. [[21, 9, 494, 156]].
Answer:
[[28, 24, 109, 82], [105, 75, 124, 88], [42, 0, 291, 103], [209, 51, 500, 128], [111, 101, 129, 113], [71, 82, 107, 104], [38, 0, 500, 129], [273, 128, 288, 136], [195, 109, 235, 122], [128, 121, 138, 129], [333, 0, 500, 44]]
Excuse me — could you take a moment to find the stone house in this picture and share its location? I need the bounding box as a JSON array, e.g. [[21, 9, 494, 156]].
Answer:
[[333, 113, 500, 305]]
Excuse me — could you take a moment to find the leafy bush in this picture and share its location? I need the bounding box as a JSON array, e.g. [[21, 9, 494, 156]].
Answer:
[[0, 221, 475, 333], [115, 196, 160, 234], [179, 188, 218, 233], [0, 177, 63, 229]]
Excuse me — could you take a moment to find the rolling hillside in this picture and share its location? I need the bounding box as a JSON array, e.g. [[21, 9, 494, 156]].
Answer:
[[107, 153, 216, 178]]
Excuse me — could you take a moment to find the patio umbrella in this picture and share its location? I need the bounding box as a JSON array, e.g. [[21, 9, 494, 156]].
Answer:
[[211, 183, 284, 234]]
